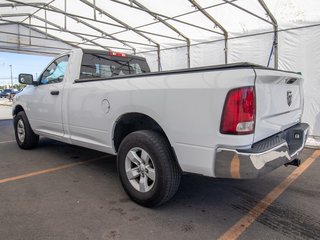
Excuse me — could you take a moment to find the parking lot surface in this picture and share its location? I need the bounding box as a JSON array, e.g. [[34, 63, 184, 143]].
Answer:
[[0, 106, 319, 240], [0, 104, 12, 119]]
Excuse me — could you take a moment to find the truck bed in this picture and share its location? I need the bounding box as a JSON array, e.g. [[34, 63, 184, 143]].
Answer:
[[74, 62, 299, 83]]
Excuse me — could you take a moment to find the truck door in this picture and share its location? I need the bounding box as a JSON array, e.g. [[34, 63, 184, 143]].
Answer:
[[28, 55, 69, 138]]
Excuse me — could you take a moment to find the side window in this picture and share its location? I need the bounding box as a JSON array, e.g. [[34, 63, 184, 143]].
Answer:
[[40, 55, 69, 85]]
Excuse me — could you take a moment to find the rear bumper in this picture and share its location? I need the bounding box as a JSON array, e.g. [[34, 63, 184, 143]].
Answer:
[[214, 123, 309, 179]]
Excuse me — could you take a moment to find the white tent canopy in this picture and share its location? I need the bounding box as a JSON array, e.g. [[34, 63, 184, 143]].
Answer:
[[0, 0, 320, 146], [0, 0, 317, 60]]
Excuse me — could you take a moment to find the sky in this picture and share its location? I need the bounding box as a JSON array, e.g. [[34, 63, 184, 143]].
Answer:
[[0, 52, 53, 86]]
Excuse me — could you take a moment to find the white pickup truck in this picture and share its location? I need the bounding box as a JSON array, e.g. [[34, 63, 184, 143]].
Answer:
[[13, 49, 309, 207]]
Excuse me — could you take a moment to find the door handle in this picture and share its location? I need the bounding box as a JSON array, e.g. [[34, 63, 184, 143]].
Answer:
[[50, 90, 59, 95]]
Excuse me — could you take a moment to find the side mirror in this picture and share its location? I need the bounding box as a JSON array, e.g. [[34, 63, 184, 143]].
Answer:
[[18, 73, 34, 85]]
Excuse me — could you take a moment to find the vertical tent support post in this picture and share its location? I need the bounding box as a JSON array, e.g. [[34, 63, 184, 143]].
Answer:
[[223, 0, 277, 68], [258, 0, 278, 69], [157, 45, 161, 71], [27, 18, 30, 45], [27, 24, 79, 49], [64, 0, 67, 29], [93, 0, 97, 20], [187, 39, 191, 68], [79, 0, 162, 70], [33, 15, 111, 51], [18, 24, 21, 48], [49, 5, 136, 53], [44, 9, 47, 38], [224, 38, 228, 64], [131, 0, 191, 68], [189, 0, 228, 64]]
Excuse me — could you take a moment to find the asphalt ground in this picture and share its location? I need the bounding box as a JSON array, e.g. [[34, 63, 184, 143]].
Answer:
[[0, 106, 319, 240]]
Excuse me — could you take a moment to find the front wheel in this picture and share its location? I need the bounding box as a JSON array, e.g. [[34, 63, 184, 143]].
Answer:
[[14, 111, 39, 149], [117, 130, 181, 207]]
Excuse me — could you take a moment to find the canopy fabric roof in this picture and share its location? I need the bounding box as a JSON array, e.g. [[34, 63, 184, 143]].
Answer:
[[0, 0, 319, 67]]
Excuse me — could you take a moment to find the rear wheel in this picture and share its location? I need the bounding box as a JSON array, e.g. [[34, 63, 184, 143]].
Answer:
[[117, 130, 181, 207], [14, 111, 39, 149]]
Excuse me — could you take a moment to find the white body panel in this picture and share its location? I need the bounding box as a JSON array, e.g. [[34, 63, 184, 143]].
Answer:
[[13, 49, 304, 177], [254, 69, 303, 142]]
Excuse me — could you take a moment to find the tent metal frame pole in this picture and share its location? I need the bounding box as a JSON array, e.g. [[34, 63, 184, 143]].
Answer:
[[64, 0, 67, 29], [4, 0, 186, 44], [17, 24, 21, 49], [28, 17, 31, 45], [1, 13, 153, 50], [0, 13, 31, 17], [222, 0, 275, 26], [1, 0, 278, 69], [79, 0, 161, 70], [93, 0, 96, 20], [44, 9, 47, 38], [75, 28, 185, 44], [109, 0, 224, 35], [20, 23, 78, 49], [258, 0, 278, 69], [138, 22, 316, 62], [0, 29, 130, 49], [110, 0, 238, 37], [5, 0, 166, 46], [0, 46, 62, 56], [6, 0, 126, 28], [157, 47, 161, 71], [0, 16, 152, 47], [31, 16, 111, 51], [0, 2, 42, 7], [120, 29, 185, 42], [189, 0, 228, 64], [5, 0, 183, 44], [131, 0, 191, 68], [27, 27, 77, 49], [48, 5, 136, 54], [31, 20, 129, 51], [2, 19, 132, 51], [0, 0, 237, 32], [0, 37, 72, 51], [18, 0, 56, 24], [0, 29, 77, 44]]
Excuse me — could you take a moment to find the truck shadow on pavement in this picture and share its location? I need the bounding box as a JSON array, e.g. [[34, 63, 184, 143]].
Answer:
[[1, 121, 319, 240], [35, 138, 320, 240]]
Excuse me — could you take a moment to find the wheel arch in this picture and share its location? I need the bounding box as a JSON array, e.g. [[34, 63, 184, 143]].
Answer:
[[12, 104, 25, 116], [113, 112, 171, 153]]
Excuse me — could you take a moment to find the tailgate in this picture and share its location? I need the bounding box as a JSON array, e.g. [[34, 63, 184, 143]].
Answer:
[[253, 68, 303, 142]]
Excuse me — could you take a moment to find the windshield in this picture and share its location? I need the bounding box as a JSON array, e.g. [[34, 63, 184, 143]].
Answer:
[[79, 53, 150, 80]]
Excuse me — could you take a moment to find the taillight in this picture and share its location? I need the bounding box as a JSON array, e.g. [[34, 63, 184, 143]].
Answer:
[[220, 86, 255, 135]]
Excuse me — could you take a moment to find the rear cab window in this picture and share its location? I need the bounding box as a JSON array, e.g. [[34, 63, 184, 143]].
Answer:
[[79, 51, 150, 80]]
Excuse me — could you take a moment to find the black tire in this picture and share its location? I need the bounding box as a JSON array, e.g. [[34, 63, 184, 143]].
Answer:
[[117, 130, 181, 207], [14, 111, 39, 149]]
